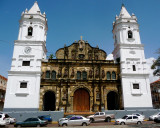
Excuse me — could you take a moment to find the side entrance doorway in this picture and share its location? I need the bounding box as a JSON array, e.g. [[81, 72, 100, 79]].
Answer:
[[43, 91, 56, 111], [73, 88, 90, 112], [107, 91, 118, 110]]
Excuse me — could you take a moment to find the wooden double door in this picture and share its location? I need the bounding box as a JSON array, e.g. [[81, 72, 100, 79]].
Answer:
[[73, 88, 90, 112]]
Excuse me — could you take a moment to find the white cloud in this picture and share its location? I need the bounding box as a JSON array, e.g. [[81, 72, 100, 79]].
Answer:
[[106, 54, 113, 60], [146, 57, 159, 83]]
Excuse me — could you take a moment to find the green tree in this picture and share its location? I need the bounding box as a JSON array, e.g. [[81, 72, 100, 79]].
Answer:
[[48, 54, 54, 59]]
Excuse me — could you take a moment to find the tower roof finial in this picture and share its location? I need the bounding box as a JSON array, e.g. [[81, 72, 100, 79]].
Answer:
[[28, 1, 41, 14], [122, 3, 125, 8], [119, 4, 131, 18], [121, 0, 125, 7]]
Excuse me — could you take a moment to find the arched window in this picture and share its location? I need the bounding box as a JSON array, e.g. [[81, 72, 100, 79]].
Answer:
[[82, 71, 87, 80], [128, 30, 133, 38], [112, 71, 116, 80], [107, 71, 111, 80], [28, 27, 33, 36], [51, 71, 56, 80], [77, 71, 81, 80], [46, 71, 50, 79]]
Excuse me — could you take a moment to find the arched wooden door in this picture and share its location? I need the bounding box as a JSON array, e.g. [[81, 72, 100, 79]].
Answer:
[[73, 88, 90, 112]]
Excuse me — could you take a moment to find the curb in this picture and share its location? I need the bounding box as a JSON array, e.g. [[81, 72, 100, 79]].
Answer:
[[51, 121, 58, 124]]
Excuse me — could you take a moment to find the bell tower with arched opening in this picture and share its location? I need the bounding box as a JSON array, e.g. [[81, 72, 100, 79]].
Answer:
[[4, 1, 48, 111], [112, 4, 152, 109]]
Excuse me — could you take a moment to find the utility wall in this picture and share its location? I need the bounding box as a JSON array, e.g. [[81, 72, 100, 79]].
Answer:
[[3, 111, 64, 122], [105, 109, 160, 119]]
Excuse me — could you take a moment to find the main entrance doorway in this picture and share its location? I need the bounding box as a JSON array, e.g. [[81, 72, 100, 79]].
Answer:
[[107, 91, 118, 110], [43, 91, 56, 111], [73, 88, 90, 112]]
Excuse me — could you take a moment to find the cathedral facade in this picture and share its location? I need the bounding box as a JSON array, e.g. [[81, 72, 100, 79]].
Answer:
[[4, 2, 152, 112], [40, 39, 122, 112]]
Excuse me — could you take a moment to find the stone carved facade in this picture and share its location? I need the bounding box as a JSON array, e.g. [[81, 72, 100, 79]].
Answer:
[[40, 39, 122, 112]]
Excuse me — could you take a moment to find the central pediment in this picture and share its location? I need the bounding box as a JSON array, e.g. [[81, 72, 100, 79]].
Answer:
[[56, 39, 107, 60]]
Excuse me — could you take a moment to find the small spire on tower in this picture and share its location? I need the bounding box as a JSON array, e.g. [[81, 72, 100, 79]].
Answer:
[[25, 8, 28, 13]]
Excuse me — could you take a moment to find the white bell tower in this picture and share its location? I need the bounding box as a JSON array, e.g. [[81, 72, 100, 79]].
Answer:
[[112, 5, 152, 109], [4, 1, 48, 111]]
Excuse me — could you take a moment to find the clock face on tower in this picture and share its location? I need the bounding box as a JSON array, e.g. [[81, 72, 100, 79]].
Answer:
[[24, 47, 32, 54]]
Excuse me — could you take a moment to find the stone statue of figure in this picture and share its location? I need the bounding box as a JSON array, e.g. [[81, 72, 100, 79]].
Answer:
[[96, 68, 99, 76], [71, 68, 74, 76], [58, 68, 62, 76], [64, 68, 68, 76], [102, 70, 105, 78], [89, 69, 92, 77]]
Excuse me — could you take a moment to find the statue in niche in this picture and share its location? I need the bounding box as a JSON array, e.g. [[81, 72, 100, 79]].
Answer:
[[71, 68, 74, 77], [96, 92, 100, 99], [102, 70, 105, 78], [64, 68, 68, 77], [89, 69, 92, 78], [95, 54, 98, 60], [88, 53, 92, 60], [58, 68, 62, 77], [71, 50, 76, 60], [95, 68, 99, 77], [62, 90, 67, 100]]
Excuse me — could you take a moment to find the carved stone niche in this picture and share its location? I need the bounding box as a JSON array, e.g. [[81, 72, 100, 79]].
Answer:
[[96, 88, 100, 100], [58, 68, 62, 77], [102, 70, 105, 78], [95, 54, 98, 60], [96, 92, 100, 100], [88, 50, 92, 60], [95, 68, 99, 78], [70, 68, 74, 77], [62, 91, 67, 100], [89, 69, 93, 78], [71, 50, 76, 60], [63, 68, 68, 78]]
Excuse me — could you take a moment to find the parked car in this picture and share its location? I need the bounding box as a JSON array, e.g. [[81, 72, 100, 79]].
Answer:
[[132, 113, 145, 120], [0, 112, 16, 124], [0, 113, 6, 126], [38, 115, 52, 122], [154, 116, 160, 123], [58, 115, 75, 122], [87, 112, 114, 122], [115, 115, 143, 125], [4, 114, 16, 124], [149, 112, 160, 121], [14, 117, 48, 127], [58, 115, 90, 127]]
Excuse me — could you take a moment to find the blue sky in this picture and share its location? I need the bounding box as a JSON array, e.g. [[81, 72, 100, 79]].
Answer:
[[0, 0, 159, 78]]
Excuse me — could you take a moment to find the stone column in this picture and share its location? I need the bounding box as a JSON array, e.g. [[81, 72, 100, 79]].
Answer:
[[105, 90, 108, 110]]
